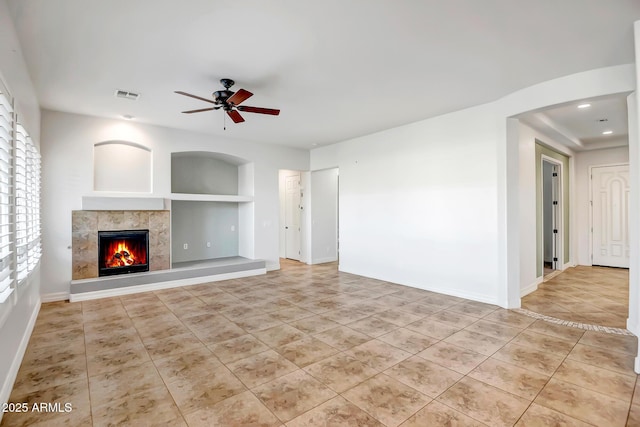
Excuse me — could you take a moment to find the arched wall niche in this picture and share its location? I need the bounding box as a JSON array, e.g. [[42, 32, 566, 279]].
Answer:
[[93, 140, 152, 192], [171, 151, 250, 195], [169, 150, 255, 263]]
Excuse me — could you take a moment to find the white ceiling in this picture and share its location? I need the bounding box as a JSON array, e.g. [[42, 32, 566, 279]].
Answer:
[[519, 94, 631, 152], [6, 0, 640, 149]]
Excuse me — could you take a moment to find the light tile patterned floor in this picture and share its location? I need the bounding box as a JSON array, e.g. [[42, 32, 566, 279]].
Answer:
[[522, 266, 629, 329], [1, 260, 638, 426]]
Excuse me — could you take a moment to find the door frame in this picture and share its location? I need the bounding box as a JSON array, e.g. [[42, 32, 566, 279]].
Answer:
[[284, 172, 301, 261], [588, 162, 630, 267], [540, 155, 564, 272]]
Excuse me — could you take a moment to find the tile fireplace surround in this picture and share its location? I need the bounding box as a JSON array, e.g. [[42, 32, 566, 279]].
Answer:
[[72, 210, 170, 280]]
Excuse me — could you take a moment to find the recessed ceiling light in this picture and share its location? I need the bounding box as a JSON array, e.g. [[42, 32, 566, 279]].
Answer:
[[602, 130, 613, 135], [311, 143, 318, 146], [577, 103, 591, 109], [122, 114, 134, 120]]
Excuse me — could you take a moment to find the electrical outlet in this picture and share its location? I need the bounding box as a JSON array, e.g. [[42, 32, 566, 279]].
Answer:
[[231, 225, 235, 231], [183, 243, 188, 250], [206, 242, 211, 248]]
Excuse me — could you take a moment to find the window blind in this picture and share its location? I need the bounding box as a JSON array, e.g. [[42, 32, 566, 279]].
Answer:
[[0, 93, 13, 302], [15, 124, 40, 284], [26, 135, 41, 272]]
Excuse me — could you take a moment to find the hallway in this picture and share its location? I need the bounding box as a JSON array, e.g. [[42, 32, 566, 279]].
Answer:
[[521, 266, 629, 329]]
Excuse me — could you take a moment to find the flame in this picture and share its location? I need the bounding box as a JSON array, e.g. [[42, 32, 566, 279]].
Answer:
[[103, 239, 147, 268]]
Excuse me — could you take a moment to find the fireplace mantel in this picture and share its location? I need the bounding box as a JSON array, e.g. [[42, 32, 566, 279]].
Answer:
[[82, 196, 167, 211]]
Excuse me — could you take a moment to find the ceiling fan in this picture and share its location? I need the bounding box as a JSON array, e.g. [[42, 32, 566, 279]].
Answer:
[[175, 78, 280, 125]]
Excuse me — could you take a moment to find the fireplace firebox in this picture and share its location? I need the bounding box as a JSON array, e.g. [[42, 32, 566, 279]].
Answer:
[[98, 230, 149, 277]]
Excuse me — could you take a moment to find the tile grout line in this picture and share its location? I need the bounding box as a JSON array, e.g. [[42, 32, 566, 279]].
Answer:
[[148, 292, 197, 426], [81, 301, 96, 426], [514, 308, 634, 336], [509, 322, 585, 427]]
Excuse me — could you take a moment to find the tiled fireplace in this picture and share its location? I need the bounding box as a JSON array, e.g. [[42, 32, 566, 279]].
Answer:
[[72, 210, 170, 280]]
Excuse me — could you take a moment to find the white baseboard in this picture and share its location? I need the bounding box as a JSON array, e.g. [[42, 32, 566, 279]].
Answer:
[[311, 257, 338, 265], [627, 319, 639, 336], [635, 356, 640, 374], [562, 262, 574, 271], [41, 291, 70, 303], [0, 298, 40, 413], [266, 262, 280, 271], [521, 277, 543, 298], [69, 268, 266, 302]]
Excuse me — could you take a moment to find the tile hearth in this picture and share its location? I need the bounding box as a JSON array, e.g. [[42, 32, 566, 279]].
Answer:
[[2, 260, 638, 426]]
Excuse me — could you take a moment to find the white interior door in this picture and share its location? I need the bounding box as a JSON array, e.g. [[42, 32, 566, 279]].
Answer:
[[285, 174, 301, 260], [592, 164, 629, 268]]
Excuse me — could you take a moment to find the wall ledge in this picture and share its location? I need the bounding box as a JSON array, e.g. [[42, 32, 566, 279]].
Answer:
[[82, 196, 166, 211]]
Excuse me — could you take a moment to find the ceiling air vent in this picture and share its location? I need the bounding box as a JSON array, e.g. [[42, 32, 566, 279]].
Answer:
[[115, 89, 140, 100]]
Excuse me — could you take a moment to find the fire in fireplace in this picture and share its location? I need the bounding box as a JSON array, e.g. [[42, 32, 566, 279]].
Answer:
[[98, 230, 149, 276]]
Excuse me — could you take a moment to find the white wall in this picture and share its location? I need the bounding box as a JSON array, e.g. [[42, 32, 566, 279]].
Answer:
[[94, 141, 152, 192], [171, 155, 239, 195], [312, 64, 636, 308], [238, 162, 255, 260], [300, 171, 312, 265], [313, 102, 501, 304], [0, 0, 42, 414], [517, 122, 575, 296], [311, 168, 338, 264], [517, 123, 538, 294], [171, 201, 239, 262], [41, 110, 309, 298], [628, 90, 640, 351], [632, 21, 640, 373], [575, 146, 629, 266]]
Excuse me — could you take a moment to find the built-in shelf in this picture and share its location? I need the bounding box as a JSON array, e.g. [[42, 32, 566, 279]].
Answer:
[[169, 193, 253, 202]]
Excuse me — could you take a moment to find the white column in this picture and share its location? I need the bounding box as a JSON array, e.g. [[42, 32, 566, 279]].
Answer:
[[631, 21, 640, 373]]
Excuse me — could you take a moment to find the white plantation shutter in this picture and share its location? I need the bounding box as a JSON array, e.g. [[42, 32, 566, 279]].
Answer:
[[15, 124, 40, 283], [26, 136, 41, 272], [15, 124, 27, 282], [0, 93, 13, 302], [0, 86, 40, 302]]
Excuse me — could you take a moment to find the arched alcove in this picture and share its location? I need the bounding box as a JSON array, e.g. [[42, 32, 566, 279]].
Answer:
[[170, 151, 255, 263], [94, 140, 152, 192], [171, 151, 249, 195]]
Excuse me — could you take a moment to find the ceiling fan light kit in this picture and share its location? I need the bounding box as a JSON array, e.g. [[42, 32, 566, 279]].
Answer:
[[175, 79, 280, 128]]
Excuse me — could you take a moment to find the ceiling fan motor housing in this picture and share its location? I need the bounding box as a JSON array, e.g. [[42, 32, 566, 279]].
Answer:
[[212, 90, 234, 103]]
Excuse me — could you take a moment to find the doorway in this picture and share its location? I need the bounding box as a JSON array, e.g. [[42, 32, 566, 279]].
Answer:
[[591, 164, 630, 268], [542, 156, 562, 278], [285, 173, 301, 261], [279, 170, 302, 261]]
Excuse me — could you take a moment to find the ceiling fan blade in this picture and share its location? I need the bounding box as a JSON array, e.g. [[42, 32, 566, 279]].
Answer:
[[175, 91, 217, 104], [227, 89, 253, 106], [237, 105, 280, 116], [181, 107, 219, 114], [227, 110, 245, 123]]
